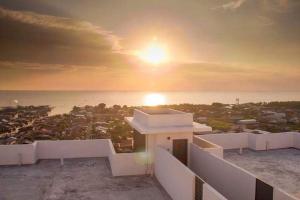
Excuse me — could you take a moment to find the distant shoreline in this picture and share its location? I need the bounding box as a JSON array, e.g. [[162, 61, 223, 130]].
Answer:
[[1, 91, 300, 115]]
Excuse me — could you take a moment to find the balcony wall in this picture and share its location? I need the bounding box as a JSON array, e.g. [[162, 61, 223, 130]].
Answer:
[[198, 133, 249, 149], [0, 142, 37, 165], [37, 139, 109, 159], [0, 139, 147, 177], [155, 146, 227, 200]]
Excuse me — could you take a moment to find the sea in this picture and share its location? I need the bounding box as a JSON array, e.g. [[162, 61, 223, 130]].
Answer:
[[0, 91, 300, 115]]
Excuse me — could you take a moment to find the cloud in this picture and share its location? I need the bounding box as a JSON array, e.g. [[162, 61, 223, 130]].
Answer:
[[0, 6, 126, 66], [170, 61, 300, 92], [262, 0, 288, 13], [0, 61, 106, 72], [0, 3, 300, 92], [257, 15, 274, 26], [0, 7, 121, 51], [215, 0, 247, 11]]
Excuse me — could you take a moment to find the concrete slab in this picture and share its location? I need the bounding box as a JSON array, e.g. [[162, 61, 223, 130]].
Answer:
[[0, 158, 171, 200], [224, 148, 300, 199]]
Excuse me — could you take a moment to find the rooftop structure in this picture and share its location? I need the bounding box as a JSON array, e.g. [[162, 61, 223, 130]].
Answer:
[[126, 108, 192, 134], [125, 108, 211, 134], [126, 108, 197, 167]]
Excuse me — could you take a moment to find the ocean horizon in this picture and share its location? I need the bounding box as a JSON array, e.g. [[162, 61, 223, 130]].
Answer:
[[1, 90, 300, 115]]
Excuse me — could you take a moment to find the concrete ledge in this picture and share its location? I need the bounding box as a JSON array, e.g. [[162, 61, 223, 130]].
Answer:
[[274, 188, 298, 200], [193, 136, 223, 158], [0, 142, 37, 165], [155, 146, 227, 200], [108, 140, 147, 176], [198, 132, 300, 151], [0, 139, 147, 177], [37, 139, 109, 159]]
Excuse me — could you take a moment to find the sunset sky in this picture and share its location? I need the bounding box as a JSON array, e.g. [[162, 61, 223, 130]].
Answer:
[[0, 0, 299, 91]]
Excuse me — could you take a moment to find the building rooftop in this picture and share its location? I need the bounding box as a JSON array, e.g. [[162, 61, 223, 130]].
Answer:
[[224, 148, 300, 199], [139, 108, 185, 115], [0, 158, 171, 200], [126, 108, 212, 134]]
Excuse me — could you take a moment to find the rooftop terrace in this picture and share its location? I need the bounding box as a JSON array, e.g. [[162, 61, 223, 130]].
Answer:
[[0, 158, 171, 200], [224, 148, 300, 199], [139, 108, 185, 115]]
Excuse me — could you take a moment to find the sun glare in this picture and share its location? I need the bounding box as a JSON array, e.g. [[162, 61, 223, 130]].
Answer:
[[143, 93, 166, 106], [138, 39, 169, 64]]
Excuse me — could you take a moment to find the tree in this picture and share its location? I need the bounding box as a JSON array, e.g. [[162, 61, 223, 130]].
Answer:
[[95, 103, 106, 113], [72, 106, 80, 113]]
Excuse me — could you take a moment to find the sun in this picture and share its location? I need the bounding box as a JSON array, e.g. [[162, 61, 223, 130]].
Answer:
[[137, 39, 169, 64]]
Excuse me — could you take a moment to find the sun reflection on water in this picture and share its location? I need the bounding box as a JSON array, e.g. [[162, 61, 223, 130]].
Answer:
[[143, 93, 166, 106]]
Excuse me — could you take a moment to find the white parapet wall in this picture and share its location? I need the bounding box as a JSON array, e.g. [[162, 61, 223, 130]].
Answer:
[[0, 142, 37, 165], [198, 133, 249, 149], [203, 184, 227, 200], [133, 108, 193, 128], [155, 146, 195, 200], [193, 136, 223, 158], [108, 140, 147, 176], [199, 132, 300, 151], [248, 132, 295, 150], [293, 132, 300, 149], [190, 143, 256, 200], [0, 139, 148, 177], [154, 146, 227, 200], [37, 139, 109, 159]]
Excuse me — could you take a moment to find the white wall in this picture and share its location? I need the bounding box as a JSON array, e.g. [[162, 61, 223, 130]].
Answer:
[[293, 132, 300, 149], [0, 143, 37, 165], [198, 133, 249, 149], [148, 113, 193, 128], [200, 132, 299, 151], [203, 184, 227, 200], [274, 188, 298, 200], [0, 139, 148, 177], [155, 146, 195, 200], [108, 141, 147, 176], [203, 147, 223, 158], [193, 136, 223, 158], [153, 132, 193, 153], [248, 132, 294, 150], [133, 109, 193, 128], [248, 133, 257, 150], [37, 139, 109, 159], [148, 132, 193, 167], [264, 132, 294, 150], [190, 143, 256, 200]]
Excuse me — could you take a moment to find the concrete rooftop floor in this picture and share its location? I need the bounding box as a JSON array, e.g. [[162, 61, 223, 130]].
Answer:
[[0, 158, 171, 200], [224, 148, 300, 199]]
